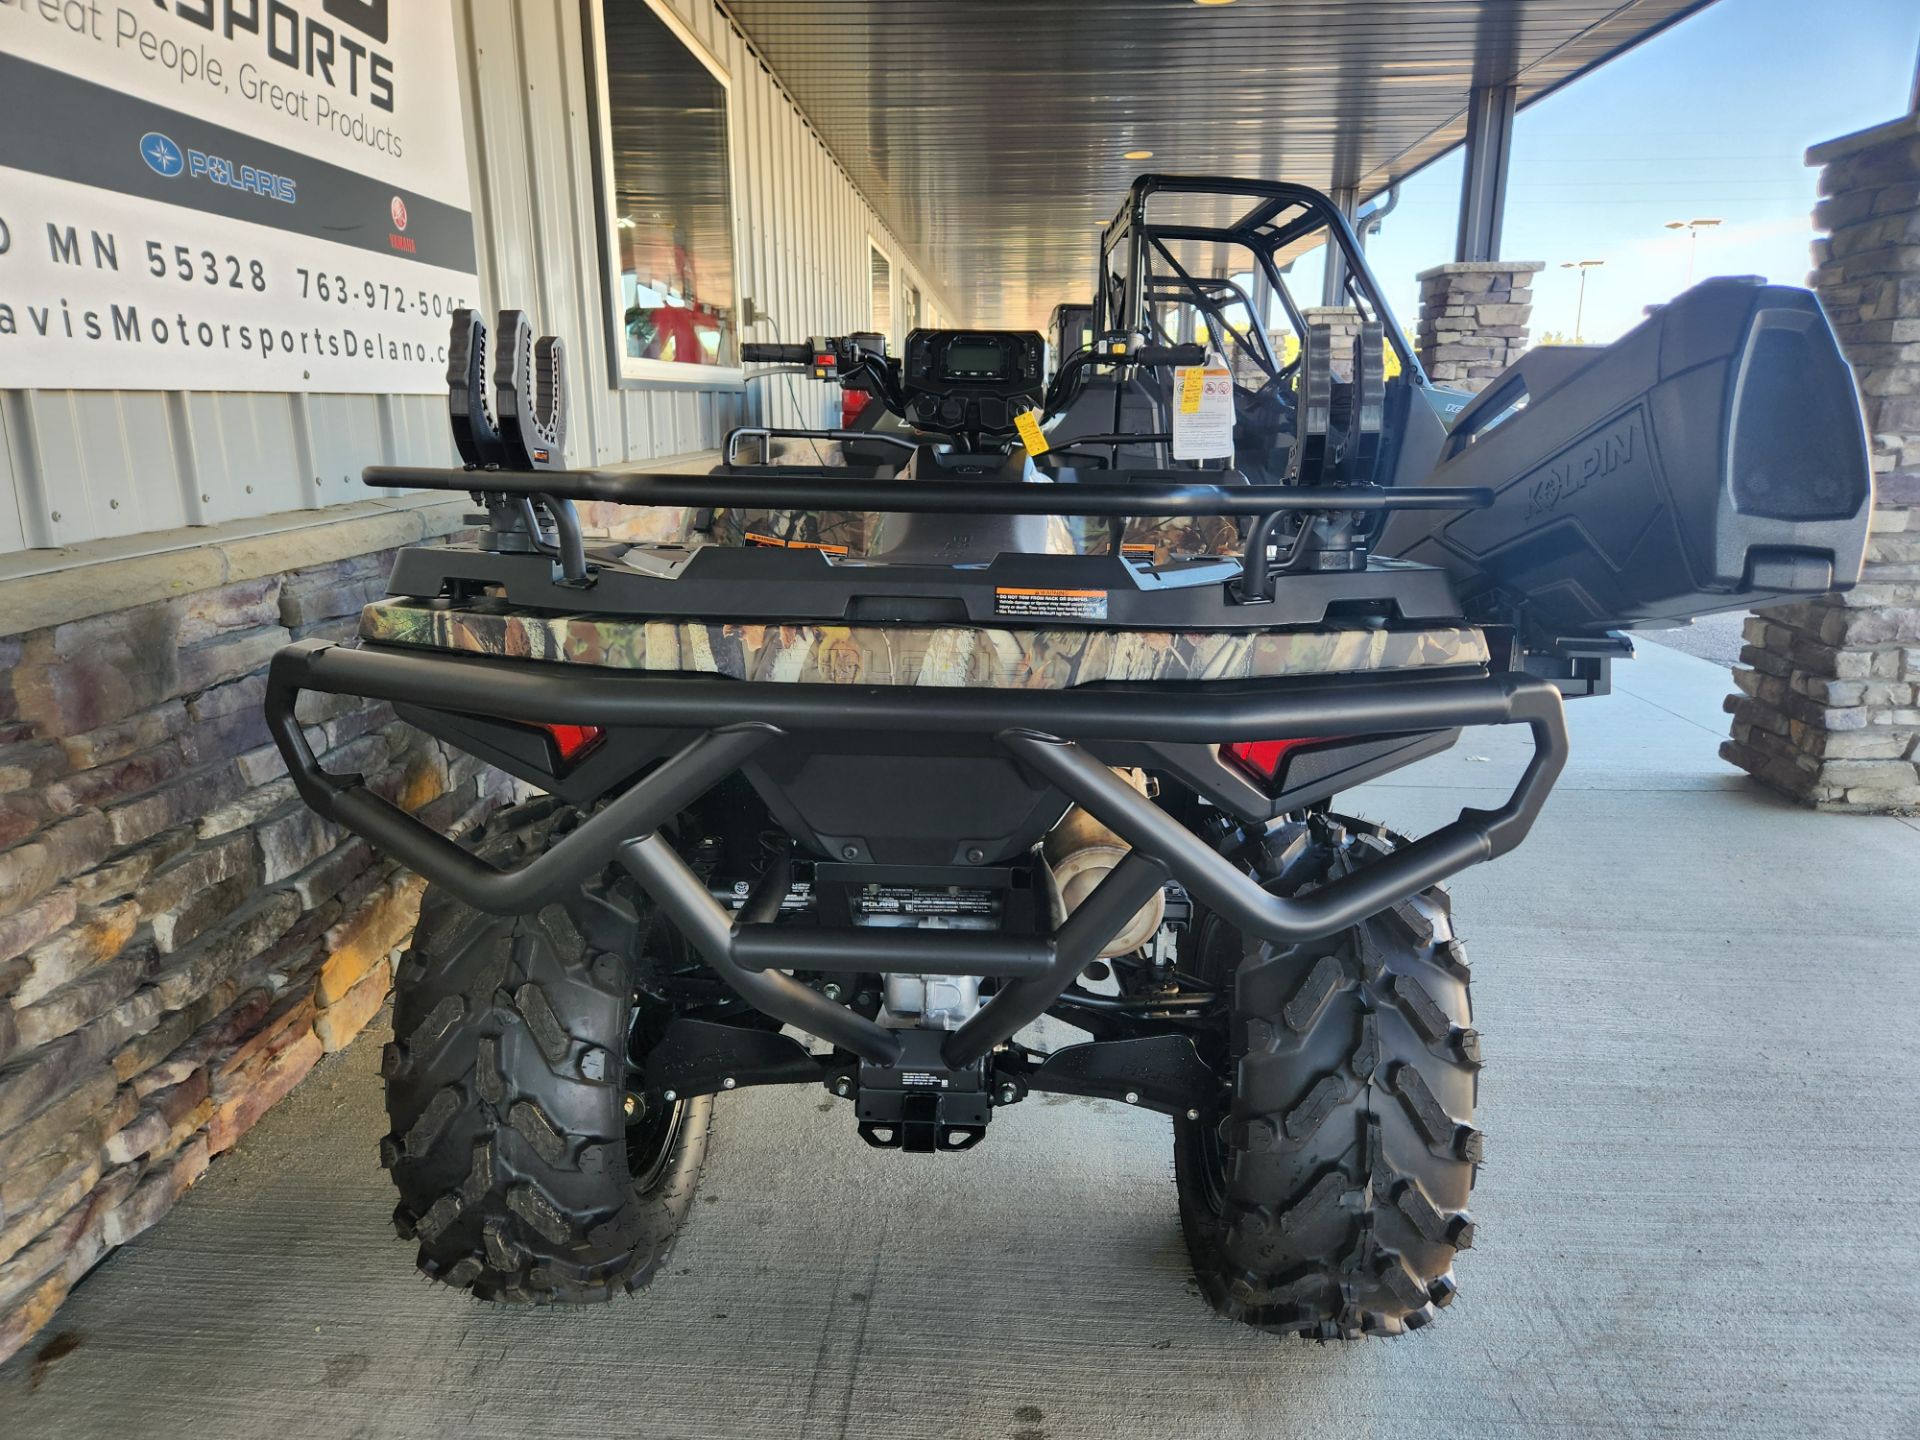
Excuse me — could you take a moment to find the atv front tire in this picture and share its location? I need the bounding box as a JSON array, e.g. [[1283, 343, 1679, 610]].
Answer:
[[1174, 814, 1480, 1338], [380, 799, 711, 1302]]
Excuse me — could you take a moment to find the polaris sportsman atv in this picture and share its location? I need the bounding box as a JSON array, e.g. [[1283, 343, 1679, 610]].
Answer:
[[265, 176, 1872, 1337]]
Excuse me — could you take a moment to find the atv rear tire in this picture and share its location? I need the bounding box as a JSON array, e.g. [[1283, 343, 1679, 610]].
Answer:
[[380, 799, 711, 1302], [1173, 813, 1480, 1338]]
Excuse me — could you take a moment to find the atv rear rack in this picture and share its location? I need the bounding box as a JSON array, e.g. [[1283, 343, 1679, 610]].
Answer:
[[365, 461, 1492, 519], [366, 461, 1493, 603], [266, 638, 1566, 1070]]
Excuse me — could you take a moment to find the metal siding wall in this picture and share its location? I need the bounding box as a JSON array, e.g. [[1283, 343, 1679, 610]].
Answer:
[[0, 0, 949, 557], [0, 400, 26, 554]]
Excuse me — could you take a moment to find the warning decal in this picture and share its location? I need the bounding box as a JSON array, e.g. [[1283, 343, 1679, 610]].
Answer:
[[744, 532, 851, 555], [995, 587, 1109, 621]]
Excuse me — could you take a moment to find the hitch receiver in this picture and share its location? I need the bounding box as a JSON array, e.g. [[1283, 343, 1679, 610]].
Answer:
[[857, 1031, 990, 1152]]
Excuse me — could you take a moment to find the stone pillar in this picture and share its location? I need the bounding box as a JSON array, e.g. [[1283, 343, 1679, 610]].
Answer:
[[1300, 306, 1364, 381], [1721, 115, 1920, 814], [1414, 261, 1544, 391]]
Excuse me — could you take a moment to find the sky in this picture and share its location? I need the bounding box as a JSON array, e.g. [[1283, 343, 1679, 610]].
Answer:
[[1361, 0, 1920, 346]]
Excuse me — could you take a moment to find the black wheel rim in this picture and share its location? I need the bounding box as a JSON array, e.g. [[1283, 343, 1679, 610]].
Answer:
[[1192, 1105, 1232, 1217], [626, 1092, 686, 1193], [1187, 908, 1239, 1218], [625, 998, 687, 1193]]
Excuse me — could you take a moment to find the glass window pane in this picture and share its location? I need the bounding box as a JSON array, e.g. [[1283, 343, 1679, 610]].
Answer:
[[870, 246, 893, 340], [601, 1, 736, 370]]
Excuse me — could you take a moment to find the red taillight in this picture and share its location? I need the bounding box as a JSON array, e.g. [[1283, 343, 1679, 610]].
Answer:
[[841, 387, 873, 429], [1223, 737, 1327, 784], [537, 724, 605, 764]]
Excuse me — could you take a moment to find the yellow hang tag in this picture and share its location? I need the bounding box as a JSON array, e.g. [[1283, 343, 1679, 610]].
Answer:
[[1014, 408, 1050, 456], [1179, 365, 1206, 414]]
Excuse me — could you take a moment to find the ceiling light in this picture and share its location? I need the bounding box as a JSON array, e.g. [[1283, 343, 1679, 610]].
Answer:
[[1124, 150, 1154, 160], [1192, 0, 1238, 6]]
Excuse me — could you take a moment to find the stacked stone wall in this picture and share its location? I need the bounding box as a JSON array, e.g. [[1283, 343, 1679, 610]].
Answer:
[[1415, 261, 1543, 390], [1300, 306, 1365, 382], [1722, 115, 1920, 813], [0, 532, 512, 1359]]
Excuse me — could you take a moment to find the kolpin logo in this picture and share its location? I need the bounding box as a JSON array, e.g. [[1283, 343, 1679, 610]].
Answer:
[[1526, 416, 1639, 519], [390, 196, 409, 232], [140, 133, 185, 178]]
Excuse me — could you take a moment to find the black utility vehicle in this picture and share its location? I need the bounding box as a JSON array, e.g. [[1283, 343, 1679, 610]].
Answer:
[[266, 177, 1871, 1337]]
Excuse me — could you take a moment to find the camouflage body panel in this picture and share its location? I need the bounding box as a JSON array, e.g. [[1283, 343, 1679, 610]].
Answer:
[[706, 438, 878, 556], [359, 598, 1488, 688], [709, 507, 879, 556], [1109, 514, 1242, 564]]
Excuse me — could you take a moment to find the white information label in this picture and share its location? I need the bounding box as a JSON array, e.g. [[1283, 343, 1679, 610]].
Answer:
[[1171, 356, 1235, 461], [0, 0, 478, 394]]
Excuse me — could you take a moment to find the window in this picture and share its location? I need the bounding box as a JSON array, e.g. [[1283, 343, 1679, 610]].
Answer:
[[592, 0, 738, 380], [903, 281, 923, 336], [869, 242, 893, 342]]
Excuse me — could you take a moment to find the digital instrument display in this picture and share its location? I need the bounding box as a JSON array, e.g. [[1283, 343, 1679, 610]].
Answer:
[[901, 329, 1047, 434], [945, 342, 1007, 374]]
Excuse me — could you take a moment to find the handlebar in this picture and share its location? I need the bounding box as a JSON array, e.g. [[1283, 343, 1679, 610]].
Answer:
[[1133, 343, 1207, 367], [745, 333, 1208, 439], [740, 342, 812, 364]]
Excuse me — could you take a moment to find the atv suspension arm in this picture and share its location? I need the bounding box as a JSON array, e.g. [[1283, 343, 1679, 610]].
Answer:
[[266, 639, 1566, 1069]]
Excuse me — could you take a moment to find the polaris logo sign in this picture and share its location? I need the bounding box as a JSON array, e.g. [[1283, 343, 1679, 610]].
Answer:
[[140, 130, 298, 204], [139, 131, 185, 177]]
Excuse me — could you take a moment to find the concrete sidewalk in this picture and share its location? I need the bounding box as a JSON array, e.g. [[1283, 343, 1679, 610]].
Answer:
[[2, 644, 1916, 1440]]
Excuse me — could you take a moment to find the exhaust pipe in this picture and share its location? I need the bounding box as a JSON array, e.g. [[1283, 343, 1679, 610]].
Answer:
[[1042, 768, 1166, 959]]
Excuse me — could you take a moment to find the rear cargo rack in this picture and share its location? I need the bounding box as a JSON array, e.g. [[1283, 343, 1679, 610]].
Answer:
[[366, 459, 1494, 603], [364, 460, 1492, 520]]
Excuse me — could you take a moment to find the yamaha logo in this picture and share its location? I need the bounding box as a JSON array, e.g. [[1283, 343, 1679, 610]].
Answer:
[[140, 132, 184, 178], [390, 195, 409, 232]]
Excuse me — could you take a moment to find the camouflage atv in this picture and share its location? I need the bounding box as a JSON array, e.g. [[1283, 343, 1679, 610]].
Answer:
[[265, 176, 1871, 1337]]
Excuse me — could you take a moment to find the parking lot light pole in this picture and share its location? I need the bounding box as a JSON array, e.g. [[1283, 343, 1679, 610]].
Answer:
[[1560, 259, 1604, 341], [1664, 218, 1723, 285]]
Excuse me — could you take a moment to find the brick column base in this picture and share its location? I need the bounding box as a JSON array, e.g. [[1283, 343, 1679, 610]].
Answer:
[[1722, 114, 1920, 814], [1415, 261, 1544, 392]]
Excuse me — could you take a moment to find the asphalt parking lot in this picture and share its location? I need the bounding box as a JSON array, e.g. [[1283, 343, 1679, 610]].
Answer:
[[3, 642, 1916, 1440]]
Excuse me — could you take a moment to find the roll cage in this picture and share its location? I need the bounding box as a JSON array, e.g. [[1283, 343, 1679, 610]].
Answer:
[[1094, 174, 1425, 386]]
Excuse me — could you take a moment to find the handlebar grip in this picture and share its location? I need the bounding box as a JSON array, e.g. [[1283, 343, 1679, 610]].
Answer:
[[741, 342, 811, 364], [1134, 343, 1207, 367]]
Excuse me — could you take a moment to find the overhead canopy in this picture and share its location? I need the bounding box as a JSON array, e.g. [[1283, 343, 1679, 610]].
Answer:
[[720, 0, 1715, 326]]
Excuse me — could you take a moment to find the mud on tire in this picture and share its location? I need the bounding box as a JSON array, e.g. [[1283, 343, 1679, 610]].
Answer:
[[380, 799, 711, 1302], [1174, 813, 1480, 1338]]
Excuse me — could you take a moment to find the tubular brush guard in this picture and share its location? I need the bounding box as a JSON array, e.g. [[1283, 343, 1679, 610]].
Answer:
[[265, 638, 1567, 1069]]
